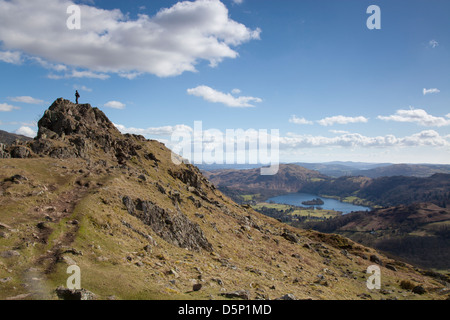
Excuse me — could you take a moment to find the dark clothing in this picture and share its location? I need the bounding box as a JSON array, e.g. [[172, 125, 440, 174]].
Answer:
[[75, 91, 80, 104]]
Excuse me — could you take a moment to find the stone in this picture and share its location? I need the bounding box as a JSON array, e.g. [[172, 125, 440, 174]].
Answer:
[[385, 264, 397, 272], [281, 231, 299, 244], [10, 146, 31, 159], [123, 197, 213, 252], [276, 294, 297, 300], [193, 284, 202, 292], [412, 285, 426, 295], [221, 290, 250, 300], [55, 286, 96, 300], [370, 254, 383, 265]]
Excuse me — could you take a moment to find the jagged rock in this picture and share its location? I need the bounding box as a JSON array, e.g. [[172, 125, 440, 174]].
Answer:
[[55, 286, 96, 300], [0, 143, 10, 158], [169, 166, 203, 189], [282, 231, 299, 243], [123, 196, 213, 252], [156, 182, 166, 194], [10, 146, 31, 158], [27, 98, 141, 163]]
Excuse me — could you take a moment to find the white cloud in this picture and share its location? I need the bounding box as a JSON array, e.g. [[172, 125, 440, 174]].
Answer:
[[114, 123, 193, 137], [0, 0, 260, 78], [423, 88, 440, 95], [0, 103, 20, 112], [317, 115, 368, 126], [48, 70, 110, 80], [232, 0, 244, 4], [187, 85, 262, 108], [289, 115, 313, 125], [0, 50, 22, 64], [231, 88, 241, 95], [377, 108, 450, 127], [429, 40, 439, 48], [8, 96, 44, 104], [31, 57, 67, 72], [104, 101, 126, 110], [15, 126, 36, 138], [329, 130, 350, 134], [280, 130, 449, 149]]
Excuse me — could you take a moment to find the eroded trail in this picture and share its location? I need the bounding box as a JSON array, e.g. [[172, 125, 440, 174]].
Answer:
[[32, 184, 89, 274]]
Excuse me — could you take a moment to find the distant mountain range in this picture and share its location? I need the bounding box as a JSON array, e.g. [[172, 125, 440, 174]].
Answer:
[[0, 129, 33, 145], [206, 164, 450, 208], [200, 161, 450, 179]]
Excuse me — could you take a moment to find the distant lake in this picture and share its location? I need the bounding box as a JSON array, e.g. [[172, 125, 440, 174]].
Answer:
[[267, 193, 371, 215]]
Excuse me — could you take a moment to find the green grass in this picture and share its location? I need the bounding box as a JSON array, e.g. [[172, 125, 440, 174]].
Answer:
[[253, 202, 341, 219]]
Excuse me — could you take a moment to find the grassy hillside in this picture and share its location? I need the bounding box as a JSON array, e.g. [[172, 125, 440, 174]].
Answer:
[[1, 99, 448, 300], [302, 203, 450, 272]]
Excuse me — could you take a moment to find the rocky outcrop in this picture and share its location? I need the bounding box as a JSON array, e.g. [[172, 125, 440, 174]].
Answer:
[[122, 196, 213, 252], [30, 98, 144, 163]]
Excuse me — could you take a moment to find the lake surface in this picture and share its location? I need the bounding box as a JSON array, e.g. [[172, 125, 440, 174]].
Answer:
[[267, 193, 371, 214]]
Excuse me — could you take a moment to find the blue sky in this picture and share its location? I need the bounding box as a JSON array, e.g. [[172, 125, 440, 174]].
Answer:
[[0, 0, 449, 164]]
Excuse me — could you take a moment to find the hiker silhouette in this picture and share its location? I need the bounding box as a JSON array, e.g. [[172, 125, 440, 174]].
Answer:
[[75, 90, 80, 104]]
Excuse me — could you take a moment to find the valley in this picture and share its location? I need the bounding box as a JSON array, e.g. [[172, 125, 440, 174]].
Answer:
[[204, 163, 450, 274]]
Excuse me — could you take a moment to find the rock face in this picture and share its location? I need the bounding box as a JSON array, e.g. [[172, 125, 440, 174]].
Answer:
[[0, 143, 10, 159], [123, 196, 213, 252], [30, 98, 143, 162]]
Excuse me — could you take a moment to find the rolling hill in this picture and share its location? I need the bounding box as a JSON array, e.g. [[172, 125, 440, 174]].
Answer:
[[301, 203, 450, 271], [0, 130, 33, 145]]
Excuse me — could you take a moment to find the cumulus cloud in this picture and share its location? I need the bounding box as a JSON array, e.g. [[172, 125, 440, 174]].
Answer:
[[377, 108, 450, 127], [0, 0, 260, 78], [114, 123, 193, 137], [104, 101, 126, 110], [15, 126, 37, 138], [187, 85, 262, 107], [289, 115, 313, 125], [0, 103, 20, 112], [8, 96, 44, 104], [423, 88, 440, 95], [279, 130, 449, 149], [317, 115, 368, 126]]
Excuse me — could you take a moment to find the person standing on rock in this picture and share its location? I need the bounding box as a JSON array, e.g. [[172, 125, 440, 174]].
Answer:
[[75, 90, 80, 104]]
